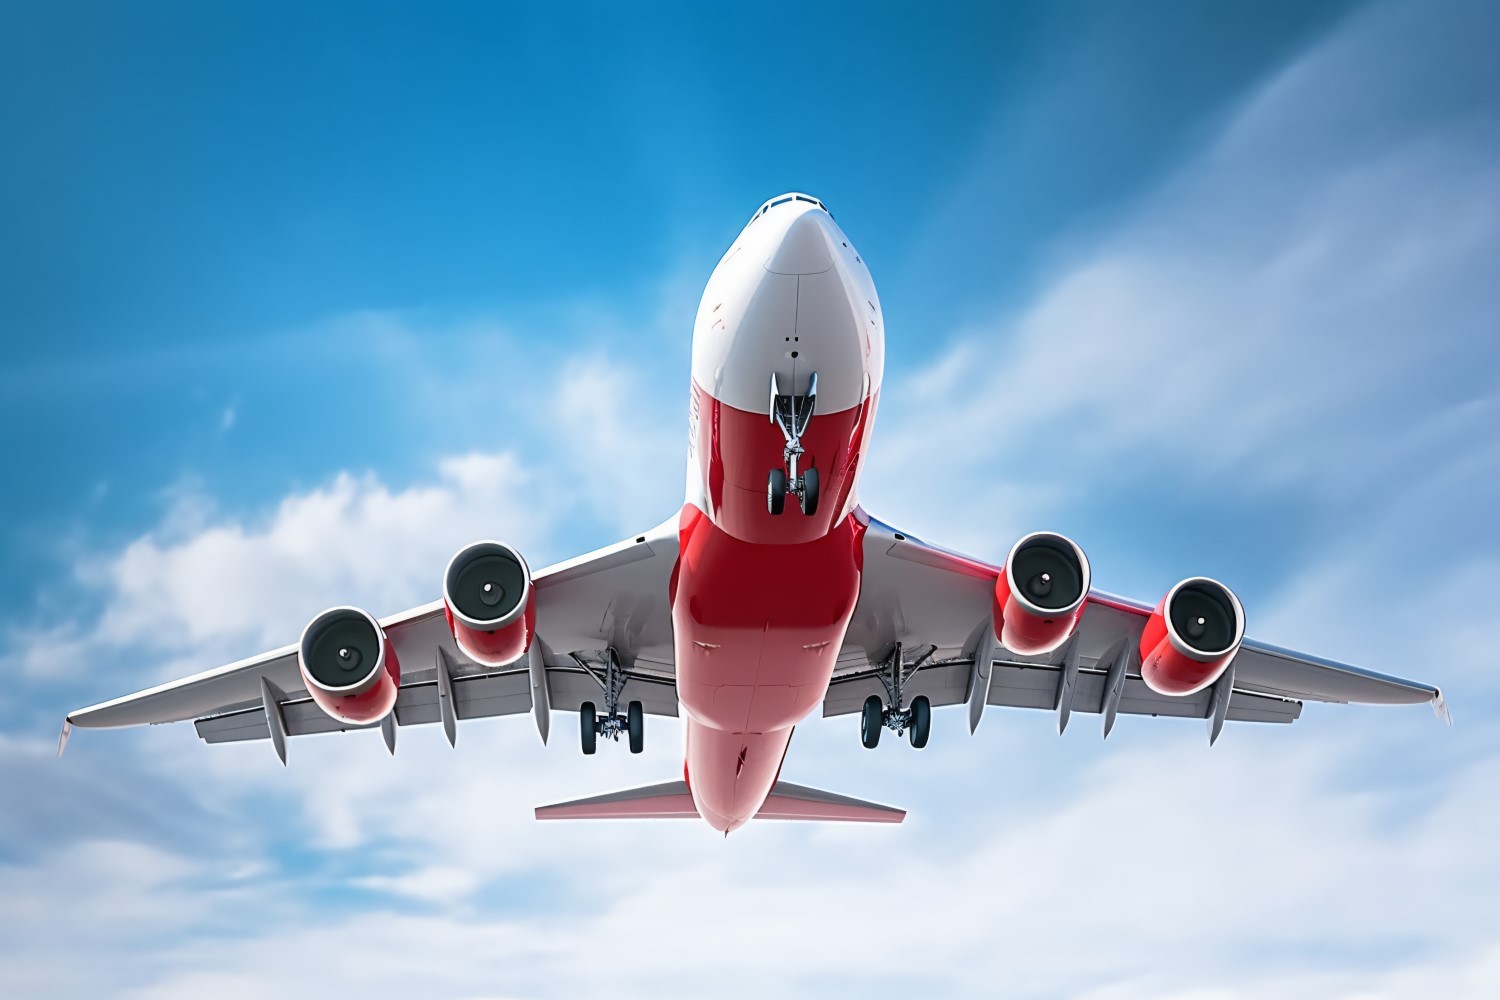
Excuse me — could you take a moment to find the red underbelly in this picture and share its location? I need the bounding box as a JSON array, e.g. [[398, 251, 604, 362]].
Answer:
[[670, 504, 866, 830]]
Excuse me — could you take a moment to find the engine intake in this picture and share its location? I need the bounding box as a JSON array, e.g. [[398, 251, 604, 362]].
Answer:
[[443, 540, 536, 667], [1139, 577, 1245, 696], [993, 531, 1091, 656], [298, 606, 401, 725]]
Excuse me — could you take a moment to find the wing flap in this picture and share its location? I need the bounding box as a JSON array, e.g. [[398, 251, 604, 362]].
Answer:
[[822, 658, 1301, 726], [195, 707, 270, 744], [193, 670, 537, 745], [191, 660, 686, 746]]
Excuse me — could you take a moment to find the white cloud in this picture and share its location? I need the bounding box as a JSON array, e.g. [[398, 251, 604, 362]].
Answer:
[[864, 3, 1500, 554], [25, 724, 1500, 999], [7, 455, 546, 682], [8, 437, 677, 686]]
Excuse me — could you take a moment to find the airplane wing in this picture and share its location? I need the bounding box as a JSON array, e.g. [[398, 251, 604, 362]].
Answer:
[[64, 505, 1446, 760], [62, 516, 683, 759], [826, 512, 1448, 743]]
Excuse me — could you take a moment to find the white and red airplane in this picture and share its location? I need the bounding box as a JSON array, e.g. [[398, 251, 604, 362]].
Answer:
[[64, 194, 1447, 833]]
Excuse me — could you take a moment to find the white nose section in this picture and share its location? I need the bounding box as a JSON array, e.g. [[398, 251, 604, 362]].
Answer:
[[765, 211, 833, 275]]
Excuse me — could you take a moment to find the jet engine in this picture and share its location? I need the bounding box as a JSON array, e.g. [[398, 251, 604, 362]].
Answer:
[[298, 606, 401, 726], [443, 540, 536, 667], [1139, 577, 1246, 696], [993, 531, 1091, 656]]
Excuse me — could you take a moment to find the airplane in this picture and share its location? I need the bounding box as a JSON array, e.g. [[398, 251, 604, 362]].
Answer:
[[62, 192, 1449, 833]]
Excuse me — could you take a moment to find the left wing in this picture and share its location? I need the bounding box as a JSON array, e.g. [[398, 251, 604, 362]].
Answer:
[[826, 512, 1446, 742], [62, 516, 683, 759]]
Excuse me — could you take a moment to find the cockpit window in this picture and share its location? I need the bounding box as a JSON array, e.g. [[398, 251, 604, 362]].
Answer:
[[749, 192, 832, 224]]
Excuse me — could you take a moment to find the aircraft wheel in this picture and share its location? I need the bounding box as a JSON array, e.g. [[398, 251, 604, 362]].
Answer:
[[580, 702, 597, 755], [627, 700, 644, 754], [767, 469, 787, 515], [800, 467, 820, 516], [860, 695, 883, 749], [909, 695, 931, 749]]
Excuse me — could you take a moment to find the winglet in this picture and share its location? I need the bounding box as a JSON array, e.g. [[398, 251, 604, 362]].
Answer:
[[56, 719, 73, 758], [1432, 690, 1452, 726]]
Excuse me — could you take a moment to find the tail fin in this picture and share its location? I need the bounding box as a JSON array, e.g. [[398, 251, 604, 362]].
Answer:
[[534, 779, 905, 823]]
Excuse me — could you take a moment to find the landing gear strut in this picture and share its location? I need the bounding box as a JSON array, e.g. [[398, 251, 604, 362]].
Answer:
[[574, 648, 644, 755], [859, 642, 933, 750], [767, 372, 820, 517]]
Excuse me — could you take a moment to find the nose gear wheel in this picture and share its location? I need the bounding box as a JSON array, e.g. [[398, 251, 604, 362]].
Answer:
[[767, 371, 820, 517]]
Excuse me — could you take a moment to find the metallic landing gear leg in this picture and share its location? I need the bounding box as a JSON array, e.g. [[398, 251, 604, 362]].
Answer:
[[767, 372, 820, 517], [859, 643, 935, 750], [574, 649, 645, 755]]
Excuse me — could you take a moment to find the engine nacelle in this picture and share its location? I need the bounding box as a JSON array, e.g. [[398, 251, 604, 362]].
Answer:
[[443, 540, 536, 667], [993, 531, 1091, 656], [298, 606, 401, 726], [1139, 577, 1246, 696]]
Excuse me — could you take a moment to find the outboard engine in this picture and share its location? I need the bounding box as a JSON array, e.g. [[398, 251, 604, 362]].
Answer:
[[298, 606, 401, 725]]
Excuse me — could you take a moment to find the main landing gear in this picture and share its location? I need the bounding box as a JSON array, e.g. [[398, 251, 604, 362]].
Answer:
[[859, 642, 933, 750], [575, 648, 644, 755], [767, 372, 820, 517]]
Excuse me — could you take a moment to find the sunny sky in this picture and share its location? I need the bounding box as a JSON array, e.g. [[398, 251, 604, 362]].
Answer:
[[2, 0, 1498, 996]]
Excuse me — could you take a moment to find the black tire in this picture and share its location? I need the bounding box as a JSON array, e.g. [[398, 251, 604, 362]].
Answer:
[[860, 694, 883, 749], [909, 695, 931, 749], [767, 468, 787, 515], [627, 700, 644, 754], [800, 467, 820, 516], [580, 702, 597, 755]]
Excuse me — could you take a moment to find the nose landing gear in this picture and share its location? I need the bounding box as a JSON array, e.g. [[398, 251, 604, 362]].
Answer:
[[859, 643, 934, 749], [767, 372, 820, 517]]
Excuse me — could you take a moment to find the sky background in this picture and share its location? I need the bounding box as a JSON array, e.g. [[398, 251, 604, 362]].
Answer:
[[1, 0, 1498, 996]]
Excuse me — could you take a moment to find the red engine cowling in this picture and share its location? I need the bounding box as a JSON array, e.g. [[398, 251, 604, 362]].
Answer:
[[298, 606, 401, 725], [993, 531, 1091, 656], [1139, 577, 1246, 696], [443, 540, 536, 667]]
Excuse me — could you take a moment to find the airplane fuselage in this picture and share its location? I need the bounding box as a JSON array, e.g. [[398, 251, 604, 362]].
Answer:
[[673, 195, 884, 831]]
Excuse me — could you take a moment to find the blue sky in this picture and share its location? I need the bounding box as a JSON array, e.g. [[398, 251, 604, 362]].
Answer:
[[2, 1, 1498, 996]]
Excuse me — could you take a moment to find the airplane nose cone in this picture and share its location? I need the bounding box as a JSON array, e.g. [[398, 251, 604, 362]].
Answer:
[[766, 210, 833, 275]]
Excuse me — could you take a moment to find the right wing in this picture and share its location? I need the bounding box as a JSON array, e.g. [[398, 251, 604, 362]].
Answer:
[[824, 512, 1445, 741], [63, 515, 684, 757]]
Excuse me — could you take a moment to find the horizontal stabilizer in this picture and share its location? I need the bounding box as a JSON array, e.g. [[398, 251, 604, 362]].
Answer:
[[534, 779, 904, 823], [756, 780, 906, 822], [535, 780, 700, 820]]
